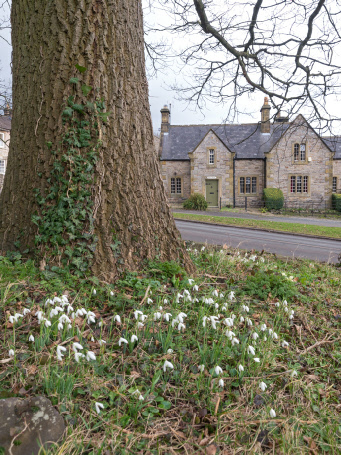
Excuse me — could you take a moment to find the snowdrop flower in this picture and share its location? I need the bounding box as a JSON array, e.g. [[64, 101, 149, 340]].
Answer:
[[218, 378, 224, 387], [178, 322, 185, 331], [246, 318, 253, 326], [8, 315, 16, 324], [23, 308, 31, 316], [147, 298, 153, 304], [167, 349, 174, 354], [159, 306, 163, 311], [291, 370, 298, 377], [214, 366, 223, 375], [226, 330, 235, 340], [28, 335, 35, 342], [138, 394, 144, 401], [228, 291, 235, 300], [9, 349, 15, 357], [163, 360, 174, 372], [259, 257, 265, 263], [207, 298, 214, 305], [252, 332, 259, 341], [202, 316, 208, 328], [72, 342, 83, 353], [289, 310, 294, 319], [268, 328, 273, 335], [67, 324, 72, 330], [179, 312, 187, 319], [110, 291, 114, 296], [232, 338, 239, 346], [118, 337, 128, 346], [74, 352, 85, 363], [254, 358, 260, 363], [91, 336, 95, 342], [99, 340, 107, 346], [210, 316, 219, 329], [238, 364, 244, 372], [193, 285, 199, 292], [93, 289, 97, 295], [240, 316, 245, 323], [259, 381, 267, 392], [247, 345, 256, 355], [163, 298, 168, 304], [171, 318, 178, 328], [198, 364, 205, 372], [114, 315, 121, 323], [269, 408, 276, 418], [212, 289, 219, 297], [201, 246, 205, 251], [49, 309, 59, 318], [220, 293, 224, 298], [57, 345, 67, 361], [44, 319, 51, 327], [183, 289, 190, 297], [284, 307, 289, 313], [54, 306, 63, 313], [194, 298, 199, 303], [86, 351, 96, 361], [154, 312, 162, 321], [273, 332, 278, 340], [75, 309, 85, 318], [137, 322, 144, 329], [59, 314, 71, 324], [95, 402, 104, 414], [264, 336, 267, 341], [87, 315, 96, 324], [224, 318, 234, 327], [134, 310, 143, 319], [188, 279, 194, 285], [131, 335, 138, 343], [275, 302, 280, 307], [163, 313, 172, 322], [214, 303, 219, 310], [176, 293, 183, 303], [54, 297, 62, 304], [250, 255, 257, 261], [45, 299, 53, 307], [282, 341, 289, 348], [283, 300, 287, 306], [242, 305, 249, 312], [141, 314, 148, 322], [260, 324, 267, 331]]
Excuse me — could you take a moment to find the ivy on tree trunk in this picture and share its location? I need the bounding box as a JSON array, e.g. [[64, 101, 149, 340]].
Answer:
[[0, 0, 194, 280]]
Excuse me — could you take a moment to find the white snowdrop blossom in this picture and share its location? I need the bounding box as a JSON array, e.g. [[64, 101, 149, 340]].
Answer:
[[114, 315, 121, 323], [214, 303, 219, 310], [118, 337, 128, 346], [238, 364, 244, 372], [263, 336, 267, 341], [28, 335, 35, 342], [110, 291, 114, 296], [218, 378, 224, 388], [250, 255, 257, 261], [95, 402, 104, 414], [163, 360, 174, 372], [269, 409, 276, 418], [178, 322, 186, 332], [138, 394, 144, 401], [275, 302, 280, 307], [74, 352, 85, 362], [73, 342, 83, 353], [226, 330, 235, 340], [254, 358, 260, 363], [23, 308, 31, 316], [291, 370, 298, 377], [228, 291, 235, 300], [137, 322, 144, 329], [282, 341, 289, 348], [212, 289, 219, 297], [214, 366, 223, 375], [163, 298, 169, 304], [93, 289, 97, 295], [141, 314, 148, 322], [283, 300, 288, 306], [210, 316, 219, 329], [154, 312, 162, 321], [202, 316, 208, 328], [260, 324, 267, 331], [134, 310, 143, 320], [167, 349, 174, 354], [163, 313, 172, 322], [273, 332, 278, 340], [176, 293, 183, 303], [284, 307, 289, 313], [232, 337, 240, 346], [87, 315, 96, 324], [198, 364, 205, 372], [86, 351, 96, 361], [240, 316, 245, 323], [259, 381, 267, 392], [220, 293, 224, 298], [147, 298, 153, 304], [99, 340, 107, 346], [201, 246, 205, 251], [9, 349, 15, 357], [188, 279, 194, 285], [183, 289, 190, 297], [224, 318, 234, 327], [246, 317, 253, 326], [44, 320, 52, 328], [59, 314, 71, 324], [247, 345, 256, 356], [131, 335, 138, 343], [57, 345, 67, 361], [193, 285, 199, 292], [252, 332, 259, 341], [242, 305, 249, 312]]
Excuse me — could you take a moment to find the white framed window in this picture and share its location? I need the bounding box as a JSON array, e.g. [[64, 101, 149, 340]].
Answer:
[[0, 160, 5, 174], [209, 149, 215, 164], [293, 143, 306, 162], [170, 177, 182, 194], [332, 177, 337, 193], [0, 133, 5, 148]]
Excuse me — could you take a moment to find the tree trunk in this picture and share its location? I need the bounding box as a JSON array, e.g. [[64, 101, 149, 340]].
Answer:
[[0, 0, 194, 280]]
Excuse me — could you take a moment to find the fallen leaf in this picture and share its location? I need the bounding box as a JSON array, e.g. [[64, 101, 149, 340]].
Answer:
[[206, 443, 217, 455]]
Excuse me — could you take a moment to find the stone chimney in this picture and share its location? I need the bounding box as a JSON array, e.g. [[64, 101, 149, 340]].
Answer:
[[260, 97, 271, 133], [3, 103, 12, 117], [159, 105, 171, 157]]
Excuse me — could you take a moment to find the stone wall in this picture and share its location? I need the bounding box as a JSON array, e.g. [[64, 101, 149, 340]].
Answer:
[[266, 116, 334, 208], [234, 159, 264, 207], [159, 160, 191, 204], [189, 130, 234, 206]]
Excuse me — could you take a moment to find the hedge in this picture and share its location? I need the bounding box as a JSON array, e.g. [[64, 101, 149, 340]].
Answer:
[[183, 193, 208, 211], [263, 188, 284, 210], [332, 193, 341, 212]]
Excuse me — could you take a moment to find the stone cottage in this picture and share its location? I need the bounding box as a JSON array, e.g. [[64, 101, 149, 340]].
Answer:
[[159, 99, 341, 208], [0, 107, 11, 192]]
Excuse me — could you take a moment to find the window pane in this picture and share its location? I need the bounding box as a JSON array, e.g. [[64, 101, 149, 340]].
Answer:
[[294, 144, 299, 161], [176, 178, 182, 194], [291, 176, 296, 193], [0, 134, 4, 148], [300, 144, 306, 161], [240, 177, 245, 193], [209, 149, 214, 164], [303, 176, 308, 193], [252, 177, 257, 193], [171, 178, 175, 194], [297, 176, 302, 193], [333, 177, 337, 193], [245, 177, 251, 193], [0, 160, 4, 174]]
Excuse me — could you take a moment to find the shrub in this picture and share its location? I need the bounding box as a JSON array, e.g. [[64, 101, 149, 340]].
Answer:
[[243, 270, 301, 301], [263, 188, 284, 210], [332, 194, 341, 212], [183, 193, 208, 211]]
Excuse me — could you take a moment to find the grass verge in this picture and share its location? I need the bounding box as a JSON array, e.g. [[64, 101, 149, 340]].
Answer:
[[174, 212, 341, 239], [0, 247, 340, 454]]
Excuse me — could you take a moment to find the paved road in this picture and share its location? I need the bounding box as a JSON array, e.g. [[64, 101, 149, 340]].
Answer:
[[175, 209, 341, 227], [175, 219, 341, 263]]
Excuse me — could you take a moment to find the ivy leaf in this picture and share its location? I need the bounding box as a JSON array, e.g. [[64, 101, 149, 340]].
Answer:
[[158, 401, 172, 410], [62, 107, 73, 118], [75, 64, 87, 73], [72, 104, 84, 114], [81, 84, 92, 96], [69, 77, 79, 85], [98, 111, 111, 123]]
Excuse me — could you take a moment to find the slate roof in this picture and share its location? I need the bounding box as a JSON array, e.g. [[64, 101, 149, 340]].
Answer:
[[0, 115, 11, 131], [161, 122, 341, 160]]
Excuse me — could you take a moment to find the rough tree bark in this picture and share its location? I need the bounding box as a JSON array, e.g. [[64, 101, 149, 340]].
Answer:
[[0, 0, 194, 280]]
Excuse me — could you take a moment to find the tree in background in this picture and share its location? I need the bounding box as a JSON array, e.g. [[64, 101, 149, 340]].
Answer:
[[0, 0, 193, 280]]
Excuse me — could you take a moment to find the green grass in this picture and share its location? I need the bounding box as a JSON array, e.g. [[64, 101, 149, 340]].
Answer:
[[174, 212, 341, 239], [0, 249, 340, 454]]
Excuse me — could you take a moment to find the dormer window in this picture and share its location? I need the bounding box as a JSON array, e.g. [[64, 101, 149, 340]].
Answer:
[[294, 143, 306, 162], [209, 149, 215, 164]]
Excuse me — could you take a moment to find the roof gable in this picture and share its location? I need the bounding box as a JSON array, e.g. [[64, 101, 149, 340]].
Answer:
[[188, 128, 234, 155]]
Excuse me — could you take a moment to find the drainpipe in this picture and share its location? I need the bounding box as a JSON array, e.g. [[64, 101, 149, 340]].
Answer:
[[233, 156, 236, 208], [264, 157, 267, 189]]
